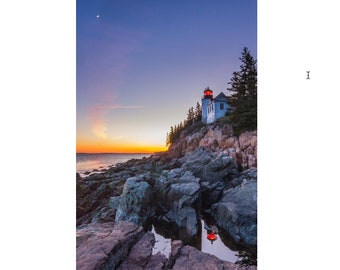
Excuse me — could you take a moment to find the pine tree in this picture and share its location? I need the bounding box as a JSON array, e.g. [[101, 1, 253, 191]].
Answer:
[[194, 102, 202, 122], [166, 103, 202, 146], [166, 132, 170, 146], [227, 47, 257, 135], [174, 124, 179, 141], [169, 126, 174, 144]]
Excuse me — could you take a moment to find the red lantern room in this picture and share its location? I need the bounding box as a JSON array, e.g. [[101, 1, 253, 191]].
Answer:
[[203, 87, 213, 99]]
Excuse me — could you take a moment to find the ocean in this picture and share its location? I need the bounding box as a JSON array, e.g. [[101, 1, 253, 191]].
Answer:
[[76, 153, 151, 177]]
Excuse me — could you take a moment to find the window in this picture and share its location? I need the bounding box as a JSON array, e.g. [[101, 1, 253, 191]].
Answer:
[[220, 103, 224, 110]]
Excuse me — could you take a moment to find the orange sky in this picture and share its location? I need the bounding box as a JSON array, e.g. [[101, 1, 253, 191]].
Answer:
[[76, 138, 168, 153]]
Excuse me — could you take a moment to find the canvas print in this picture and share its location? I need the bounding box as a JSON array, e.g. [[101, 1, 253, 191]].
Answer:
[[76, 1, 257, 269]]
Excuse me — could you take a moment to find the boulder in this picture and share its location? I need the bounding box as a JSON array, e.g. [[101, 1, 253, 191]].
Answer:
[[76, 174, 98, 223], [144, 252, 167, 270], [117, 232, 155, 269], [166, 240, 183, 269], [166, 123, 208, 159], [115, 176, 155, 225], [76, 171, 125, 226], [90, 206, 116, 224], [200, 181, 225, 208], [76, 222, 144, 270], [222, 136, 237, 149], [166, 206, 199, 237], [154, 169, 201, 238], [212, 169, 257, 247], [171, 245, 256, 270], [182, 148, 239, 185], [238, 131, 257, 150], [221, 124, 234, 136], [198, 128, 222, 149]]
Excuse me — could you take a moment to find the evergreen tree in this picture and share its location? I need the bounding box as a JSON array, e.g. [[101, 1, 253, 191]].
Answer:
[[166, 132, 170, 146], [169, 126, 174, 144], [194, 102, 202, 122], [174, 124, 179, 141], [227, 47, 257, 135], [166, 103, 203, 146], [186, 106, 195, 126]]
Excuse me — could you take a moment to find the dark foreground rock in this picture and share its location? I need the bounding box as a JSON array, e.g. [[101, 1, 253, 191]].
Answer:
[[76, 153, 183, 226], [112, 167, 202, 241], [182, 148, 239, 185], [117, 231, 160, 270], [212, 169, 257, 247], [76, 222, 144, 270], [76, 173, 123, 226], [76, 222, 256, 270], [115, 176, 155, 225], [171, 243, 256, 270], [153, 169, 201, 239]]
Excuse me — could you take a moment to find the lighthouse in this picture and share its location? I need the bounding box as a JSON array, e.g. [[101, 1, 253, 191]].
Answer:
[[201, 87, 230, 124], [201, 87, 213, 124]]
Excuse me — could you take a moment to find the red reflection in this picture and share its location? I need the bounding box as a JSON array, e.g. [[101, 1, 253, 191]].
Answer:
[[207, 233, 217, 241]]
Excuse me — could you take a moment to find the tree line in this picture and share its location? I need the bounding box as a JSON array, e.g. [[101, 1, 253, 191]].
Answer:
[[166, 102, 202, 146], [226, 47, 257, 135]]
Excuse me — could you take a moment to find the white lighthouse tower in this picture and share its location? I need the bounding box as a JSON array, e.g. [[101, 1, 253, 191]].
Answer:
[[201, 87, 213, 124]]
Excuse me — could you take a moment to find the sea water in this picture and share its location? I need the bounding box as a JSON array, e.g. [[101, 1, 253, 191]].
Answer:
[[151, 220, 238, 263], [76, 153, 151, 177]]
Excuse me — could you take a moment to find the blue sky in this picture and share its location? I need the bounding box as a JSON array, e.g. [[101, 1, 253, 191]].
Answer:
[[76, 0, 257, 152]]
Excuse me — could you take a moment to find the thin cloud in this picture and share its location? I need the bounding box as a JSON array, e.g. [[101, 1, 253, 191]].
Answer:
[[108, 105, 144, 109], [93, 122, 107, 140], [89, 104, 144, 140]]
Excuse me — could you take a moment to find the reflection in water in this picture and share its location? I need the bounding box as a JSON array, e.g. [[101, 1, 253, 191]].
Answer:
[[204, 221, 218, 244], [201, 220, 238, 263], [150, 218, 201, 250], [150, 219, 239, 263], [149, 218, 256, 265], [151, 225, 171, 258]]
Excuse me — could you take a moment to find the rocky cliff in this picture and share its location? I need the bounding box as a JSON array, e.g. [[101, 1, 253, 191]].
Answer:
[[167, 122, 257, 170], [76, 123, 257, 269]]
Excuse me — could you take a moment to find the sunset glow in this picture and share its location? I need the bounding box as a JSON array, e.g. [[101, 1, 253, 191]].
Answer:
[[76, 137, 168, 154], [77, 1, 256, 153]]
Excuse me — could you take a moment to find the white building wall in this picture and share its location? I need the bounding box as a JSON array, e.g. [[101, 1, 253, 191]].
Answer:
[[206, 101, 229, 124], [201, 98, 210, 124], [207, 103, 215, 124]]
